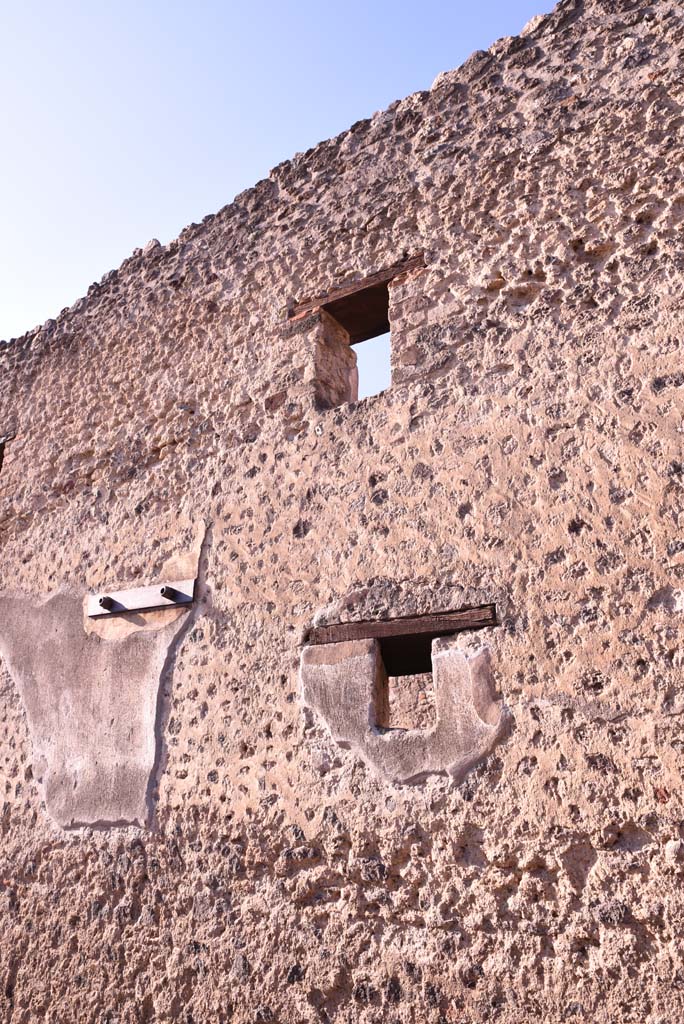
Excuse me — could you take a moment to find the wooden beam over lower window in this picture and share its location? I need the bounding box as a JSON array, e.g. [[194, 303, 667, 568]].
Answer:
[[304, 605, 497, 675], [305, 604, 496, 646]]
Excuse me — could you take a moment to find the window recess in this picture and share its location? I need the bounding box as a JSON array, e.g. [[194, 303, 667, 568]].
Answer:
[[288, 254, 425, 408], [304, 604, 497, 732]]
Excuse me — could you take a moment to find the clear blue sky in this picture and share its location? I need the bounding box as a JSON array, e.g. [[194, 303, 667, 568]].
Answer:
[[0, 0, 551, 343]]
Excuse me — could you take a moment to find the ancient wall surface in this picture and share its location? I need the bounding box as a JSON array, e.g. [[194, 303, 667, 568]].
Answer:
[[0, 0, 683, 1020]]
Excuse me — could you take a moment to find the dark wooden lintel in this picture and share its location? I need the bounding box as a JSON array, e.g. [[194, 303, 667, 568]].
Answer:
[[288, 253, 426, 322], [305, 604, 496, 646]]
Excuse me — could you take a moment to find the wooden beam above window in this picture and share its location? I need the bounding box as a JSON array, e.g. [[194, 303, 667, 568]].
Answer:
[[288, 253, 426, 332], [304, 604, 496, 676]]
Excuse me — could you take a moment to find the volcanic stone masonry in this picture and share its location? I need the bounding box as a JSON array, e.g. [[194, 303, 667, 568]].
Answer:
[[0, 0, 683, 1020]]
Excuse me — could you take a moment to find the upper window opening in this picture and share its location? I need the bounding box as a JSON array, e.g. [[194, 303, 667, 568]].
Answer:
[[353, 331, 391, 400], [287, 254, 425, 410], [321, 280, 390, 344], [322, 283, 391, 401], [0, 431, 15, 477]]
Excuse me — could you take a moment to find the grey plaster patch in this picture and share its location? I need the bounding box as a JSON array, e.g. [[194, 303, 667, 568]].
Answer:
[[0, 590, 191, 828], [300, 635, 510, 784]]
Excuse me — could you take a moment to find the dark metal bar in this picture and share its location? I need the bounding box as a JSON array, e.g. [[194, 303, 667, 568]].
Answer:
[[88, 578, 195, 617]]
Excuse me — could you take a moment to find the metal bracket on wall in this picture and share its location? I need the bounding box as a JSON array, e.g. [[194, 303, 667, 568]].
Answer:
[[87, 579, 195, 617]]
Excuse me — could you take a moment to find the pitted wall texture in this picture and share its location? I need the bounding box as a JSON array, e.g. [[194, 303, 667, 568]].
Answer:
[[0, 0, 683, 1020]]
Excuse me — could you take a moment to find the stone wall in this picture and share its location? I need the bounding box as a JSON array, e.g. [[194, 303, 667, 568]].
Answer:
[[0, 0, 683, 1020]]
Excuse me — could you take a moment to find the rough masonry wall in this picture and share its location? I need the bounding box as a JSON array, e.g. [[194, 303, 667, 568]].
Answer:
[[0, 0, 683, 1020]]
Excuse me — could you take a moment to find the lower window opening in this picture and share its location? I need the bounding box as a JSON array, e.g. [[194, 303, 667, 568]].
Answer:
[[378, 633, 437, 731], [305, 605, 497, 732], [386, 672, 436, 730]]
